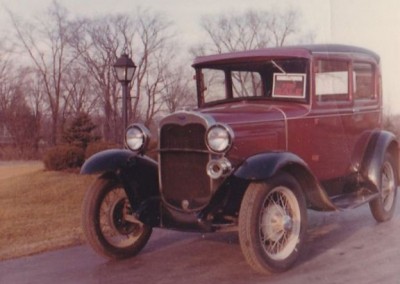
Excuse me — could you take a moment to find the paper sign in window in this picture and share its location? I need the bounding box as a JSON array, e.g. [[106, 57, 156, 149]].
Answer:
[[272, 74, 306, 99]]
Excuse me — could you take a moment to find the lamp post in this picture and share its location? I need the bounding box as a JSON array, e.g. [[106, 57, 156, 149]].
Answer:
[[113, 52, 137, 138]]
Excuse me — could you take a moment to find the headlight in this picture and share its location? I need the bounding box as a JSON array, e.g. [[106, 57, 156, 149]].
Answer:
[[206, 124, 234, 153], [125, 124, 151, 152]]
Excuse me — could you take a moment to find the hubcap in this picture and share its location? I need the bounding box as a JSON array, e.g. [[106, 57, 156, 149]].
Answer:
[[259, 186, 301, 260], [262, 205, 293, 242], [99, 187, 144, 248]]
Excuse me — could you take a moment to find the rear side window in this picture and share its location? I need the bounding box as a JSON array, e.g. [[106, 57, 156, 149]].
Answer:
[[353, 62, 375, 100], [315, 60, 349, 102]]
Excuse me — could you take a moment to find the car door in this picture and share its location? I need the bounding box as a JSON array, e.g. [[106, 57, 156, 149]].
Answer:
[[308, 57, 354, 181], [346, 60, 381, 168]]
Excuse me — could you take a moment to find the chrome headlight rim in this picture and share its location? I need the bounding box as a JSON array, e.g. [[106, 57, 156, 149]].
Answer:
[[206, 123, 234, 154], [125, 124, 151, 152]]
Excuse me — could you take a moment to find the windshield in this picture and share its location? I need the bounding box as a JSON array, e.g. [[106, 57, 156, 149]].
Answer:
[[197, 58, 308, 105]]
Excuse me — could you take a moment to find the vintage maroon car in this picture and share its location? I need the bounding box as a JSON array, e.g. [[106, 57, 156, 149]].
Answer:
[[81, 44, 399, 274]]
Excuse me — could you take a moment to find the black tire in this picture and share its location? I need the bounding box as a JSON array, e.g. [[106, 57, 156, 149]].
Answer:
[[238, 172, 307, 274], [82, 174, 152, 259], [369, 153, 398, 222]]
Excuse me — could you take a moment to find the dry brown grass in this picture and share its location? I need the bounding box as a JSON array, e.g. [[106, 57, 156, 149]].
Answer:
[[0, 162, 96, 260]]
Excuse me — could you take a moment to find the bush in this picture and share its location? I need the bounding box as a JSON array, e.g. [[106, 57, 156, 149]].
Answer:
[[85, 141, 120, 159], [43, 145, 85, 171]]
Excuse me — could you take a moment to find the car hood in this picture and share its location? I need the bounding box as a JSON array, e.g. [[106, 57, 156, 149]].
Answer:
[[159, 102, 309, 162], [199, 101, 310, 159], [200, 101, 309, 125]]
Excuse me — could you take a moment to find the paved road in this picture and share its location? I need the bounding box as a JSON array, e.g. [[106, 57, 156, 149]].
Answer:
[[1, 203, 400, 284]]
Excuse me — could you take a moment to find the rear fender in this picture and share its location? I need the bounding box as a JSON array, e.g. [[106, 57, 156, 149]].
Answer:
[[233, 152, 337, 211], [361, 130, 399, 192]]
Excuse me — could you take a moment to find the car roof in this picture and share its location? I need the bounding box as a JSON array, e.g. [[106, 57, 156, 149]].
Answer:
[[192, 44, 380, 67]]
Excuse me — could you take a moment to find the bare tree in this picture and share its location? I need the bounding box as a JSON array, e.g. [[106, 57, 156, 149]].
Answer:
[[24, 70, 46, 151], [4, 86, 38, 156], [0, 57, 14, 139], [5, 3, 194, 147], [62, 64, 99, 118], [0, 49, 11, 112], [131, 7, 177, 126], [70, 14, 134, 142], [0, 40, 15, 113], [8, 1, 81, 145], [162, 65, 196, 113], [0, 61, 40, 157], [71, 8, 185, 140], [193, 9, 311, 56]]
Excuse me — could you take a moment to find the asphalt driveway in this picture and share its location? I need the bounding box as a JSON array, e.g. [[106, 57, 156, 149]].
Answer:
[[1, 204, 400, 284]]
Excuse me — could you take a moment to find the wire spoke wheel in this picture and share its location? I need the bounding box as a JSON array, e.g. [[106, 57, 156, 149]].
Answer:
[[82, 174, 152, 259], [259, 186, 301, 261], [380, 161, 396, 211], [239, 172, 307, 274], [369, 153, 398, 222], [99, 187, 143, 248]]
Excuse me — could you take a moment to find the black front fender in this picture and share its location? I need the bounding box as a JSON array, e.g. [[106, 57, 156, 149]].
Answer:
[[81, 149, 141, 174], [81, 149, 160, 215], [233, 152, 308, 181], [233, 152, 337, 211]]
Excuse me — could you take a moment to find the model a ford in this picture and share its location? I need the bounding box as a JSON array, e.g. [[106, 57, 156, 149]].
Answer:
[[81, 44, 399, 274]]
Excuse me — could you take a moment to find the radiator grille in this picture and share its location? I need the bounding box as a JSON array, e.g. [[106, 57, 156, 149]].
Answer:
[[160, 124, 207, 150], [160, 123, 211, 211]]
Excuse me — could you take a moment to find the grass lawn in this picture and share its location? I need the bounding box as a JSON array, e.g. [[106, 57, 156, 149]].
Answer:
[[0, 162, 96, 260]]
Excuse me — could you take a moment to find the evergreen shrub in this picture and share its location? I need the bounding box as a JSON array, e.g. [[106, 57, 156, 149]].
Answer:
[[43, 145, 85, 171]]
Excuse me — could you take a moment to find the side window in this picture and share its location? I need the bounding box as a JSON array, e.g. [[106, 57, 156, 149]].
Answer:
[[353, 62, 375, 101], [202, 70, 226, 103], [315, 60, 349, 102]]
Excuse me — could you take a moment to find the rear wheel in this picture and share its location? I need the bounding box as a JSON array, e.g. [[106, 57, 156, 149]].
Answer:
[[369, 153, 398, 222], [82, 174, 152, 259], [239, 172, 307, 274]]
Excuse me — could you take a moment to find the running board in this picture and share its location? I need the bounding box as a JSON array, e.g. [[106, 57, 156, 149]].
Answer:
[[330, 189, 379, 210]]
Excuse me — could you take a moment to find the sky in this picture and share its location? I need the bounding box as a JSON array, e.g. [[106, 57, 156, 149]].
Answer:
[[1, 0, 400, 113]]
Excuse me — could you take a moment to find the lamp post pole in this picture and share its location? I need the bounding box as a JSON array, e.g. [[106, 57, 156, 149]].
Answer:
[[121, 80, 129, 133], [113, 52, 137, 143]]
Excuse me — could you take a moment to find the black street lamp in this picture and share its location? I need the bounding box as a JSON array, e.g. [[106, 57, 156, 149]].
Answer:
[[113, 52, 137, 139]]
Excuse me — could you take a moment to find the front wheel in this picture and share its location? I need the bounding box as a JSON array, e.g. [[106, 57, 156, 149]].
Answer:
[[82, 174, 152, 259], [239, 172, 307, 274], [369, 153, 398, 222]]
